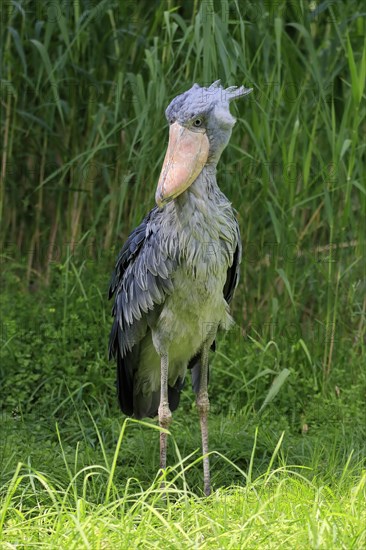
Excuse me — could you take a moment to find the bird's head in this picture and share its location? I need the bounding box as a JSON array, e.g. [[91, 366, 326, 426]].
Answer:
[[155, 80, 252, 207]]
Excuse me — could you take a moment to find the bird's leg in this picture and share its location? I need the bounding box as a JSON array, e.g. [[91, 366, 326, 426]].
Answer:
[[158, 352, 172, 475], [197, 343, 211, 496]]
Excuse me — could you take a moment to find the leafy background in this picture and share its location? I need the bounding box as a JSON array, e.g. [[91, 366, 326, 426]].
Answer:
[[0, 1, 365, 546]]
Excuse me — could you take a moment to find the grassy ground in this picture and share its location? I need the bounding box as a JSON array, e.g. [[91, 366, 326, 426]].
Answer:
[[1, 0, 365, 548], [1, 266, 365, 547], [1, 396, 366, 548]]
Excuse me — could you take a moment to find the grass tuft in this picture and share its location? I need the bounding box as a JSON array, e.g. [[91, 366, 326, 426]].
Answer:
[[1, 1, 365, 546]]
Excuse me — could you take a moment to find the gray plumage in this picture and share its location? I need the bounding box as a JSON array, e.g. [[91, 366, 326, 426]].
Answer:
[[109, 80, 250, 420]]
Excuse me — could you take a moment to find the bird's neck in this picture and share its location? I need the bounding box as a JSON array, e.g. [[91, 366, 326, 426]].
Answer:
[[190, 164, 219, 196], [175, 165, 218, 216], [160, 164, 236, 273], [166, 164, 231, 241]]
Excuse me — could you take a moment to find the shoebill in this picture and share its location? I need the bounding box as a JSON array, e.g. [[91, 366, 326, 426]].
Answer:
[[109, 80, 252, 496]]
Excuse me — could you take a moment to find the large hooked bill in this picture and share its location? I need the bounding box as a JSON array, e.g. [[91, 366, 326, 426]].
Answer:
[[155, 121, 209, 207]]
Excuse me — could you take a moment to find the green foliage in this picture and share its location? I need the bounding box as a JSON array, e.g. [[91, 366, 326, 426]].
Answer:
[[1, 409, 365, 547], [0, 1, 365, 546], [0, 261, 112, 415], [1, 0, 365, 270]]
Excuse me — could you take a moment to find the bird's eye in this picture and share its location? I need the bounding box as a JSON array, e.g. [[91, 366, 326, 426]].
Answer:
[[193, 118, 203, 127]]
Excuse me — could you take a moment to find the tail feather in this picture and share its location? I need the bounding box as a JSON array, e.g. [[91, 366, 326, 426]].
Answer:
[[116, 353, 134, 416], [133, 381, 183, 419]]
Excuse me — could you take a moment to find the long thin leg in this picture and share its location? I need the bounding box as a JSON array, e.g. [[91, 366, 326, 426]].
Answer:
[[197, 343, 211, 496], [158, 352, 172, 474]]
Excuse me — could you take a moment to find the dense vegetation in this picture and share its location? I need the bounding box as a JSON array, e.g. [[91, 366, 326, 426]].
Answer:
[[1, 0, 365, 547]]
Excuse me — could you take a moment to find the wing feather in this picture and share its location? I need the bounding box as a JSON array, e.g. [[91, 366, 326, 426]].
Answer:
[[223, 218, 242, 305], [108, 207, 178, 415]]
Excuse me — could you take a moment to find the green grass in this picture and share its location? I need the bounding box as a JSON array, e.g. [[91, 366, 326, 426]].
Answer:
[[1, 265, 365, 547], [1, 0, 365, 547], [1, 408, 365, 548]]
